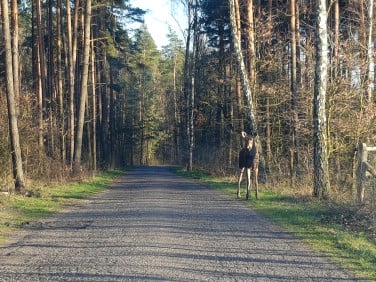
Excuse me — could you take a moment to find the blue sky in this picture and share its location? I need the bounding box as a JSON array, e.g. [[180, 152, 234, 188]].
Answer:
[[130, 0, 186, 49]]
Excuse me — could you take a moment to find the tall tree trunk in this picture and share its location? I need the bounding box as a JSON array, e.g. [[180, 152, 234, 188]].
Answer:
[[66, 0, 79, 167], [188, 0, 199, 171], [56, 0, 66, 162], [109, 68, 117, 168], [290, 0, 301, 182], [73, 0, 91, 173], [330, 0, 341, 181], [66, 0, 74, 165], [11, 0, 20, 103], [172, 47, 180, 163], [265, 0, 273, 168], [183, 2, 191, 168], [184, 0, 198, 171], [1, 0, 26, 192], [47, 0, 56, 157], [367, 0, 374, 102], [34, 0, 45, 151], [333, 0, 340, 78], [245, 0, 256, 94], [234, 0, 244, 133], [229, 0, 257, 134], [313, 0, 330, 199], [90, 35, 97, 171]]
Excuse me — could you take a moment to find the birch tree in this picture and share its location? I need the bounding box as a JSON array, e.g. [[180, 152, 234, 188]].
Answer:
[[182, 0, 198, 171], [313, 0, 330, 199], [245, 0, 256, 93], [228, 0, 257, 134]]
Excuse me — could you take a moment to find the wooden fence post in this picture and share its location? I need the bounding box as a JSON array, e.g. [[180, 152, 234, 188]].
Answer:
[[356, 143, 367, 204]]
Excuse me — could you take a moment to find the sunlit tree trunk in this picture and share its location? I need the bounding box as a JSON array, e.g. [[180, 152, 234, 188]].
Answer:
[[56, 0, 66, 162], [290, 0, 301, 182], [234, 0, 244, 134], [183, 0, 198, 171], [313, 0, 330, 199], [188, 8, 197, 171], [66, 0, 80, 167], [265, 0, 273, 167], [66, 0, 74, 165], [367, 0, 374, 102], [333, 0, 340, 78], [90, 35, 97, 171], [11, 0, 20, 103], [182, 1, 192, 168], [173, 47, 180, 163], [1, 0, 26, 192], [229, 0, 257, 134], [73, 0, 91, 173], [47, 0, 56, 156], [245, 0, 256, 93], [34, 0, 46, 150]]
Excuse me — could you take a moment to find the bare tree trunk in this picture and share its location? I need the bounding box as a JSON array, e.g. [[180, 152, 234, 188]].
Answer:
[[90, 35, 97, 171], [229, 0, 257, 134], [73, 0, 91, 173], [265, 0, 273, 168], [188, 34, 196, 171], [65, 0, 73, 165], [290, 0, 301, 182], [358, 0, 368, 106], [182, 1, 192, 168], [173, 48, 180, 162], [245, 0, 256, 93], [234, 0, 244, 133], [66, 0, 79, 167], [11, 0, 20, 103], [56, 0, 66, 162], [313, 0, 330, 199], [367, 0, 374, 102], [34, 0, 45, 151], [45, 0, 55, 157], [1, 0, 26, 192], [333, 0, 340, 78], [184, 0, 198, 171]]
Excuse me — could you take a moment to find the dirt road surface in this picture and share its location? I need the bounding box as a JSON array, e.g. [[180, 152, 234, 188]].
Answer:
[[0, 166, 357, 281]]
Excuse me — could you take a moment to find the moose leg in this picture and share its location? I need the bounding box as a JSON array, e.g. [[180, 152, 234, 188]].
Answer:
[[237, 168, 244, 198], [246, 168, 251, 200]]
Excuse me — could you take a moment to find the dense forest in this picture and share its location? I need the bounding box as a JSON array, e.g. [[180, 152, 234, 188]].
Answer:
[[0, 0, 375, 204]]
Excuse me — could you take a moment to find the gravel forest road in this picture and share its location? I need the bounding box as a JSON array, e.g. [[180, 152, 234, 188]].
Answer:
[[0, 166, 357, 281]]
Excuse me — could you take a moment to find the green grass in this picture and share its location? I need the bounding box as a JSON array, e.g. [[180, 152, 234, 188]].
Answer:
[[173, 167, 376, 280], [0, 169, 125, 244]]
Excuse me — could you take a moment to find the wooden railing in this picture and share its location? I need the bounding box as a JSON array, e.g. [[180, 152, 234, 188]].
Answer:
[[355, 143, 376, 204]]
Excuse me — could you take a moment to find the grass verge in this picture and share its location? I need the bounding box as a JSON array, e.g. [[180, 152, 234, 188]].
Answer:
[[0, 169, 125, 245], [173, 168, 375, 281]]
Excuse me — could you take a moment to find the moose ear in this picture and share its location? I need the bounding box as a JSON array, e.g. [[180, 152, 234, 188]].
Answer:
[[241, 131, 247, 138]]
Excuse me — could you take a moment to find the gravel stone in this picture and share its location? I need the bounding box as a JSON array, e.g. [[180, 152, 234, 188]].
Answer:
[[0, 166, 358, 281]]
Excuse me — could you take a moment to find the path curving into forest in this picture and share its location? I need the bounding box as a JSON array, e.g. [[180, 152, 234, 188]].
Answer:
[[0, 166, 357, 281]]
